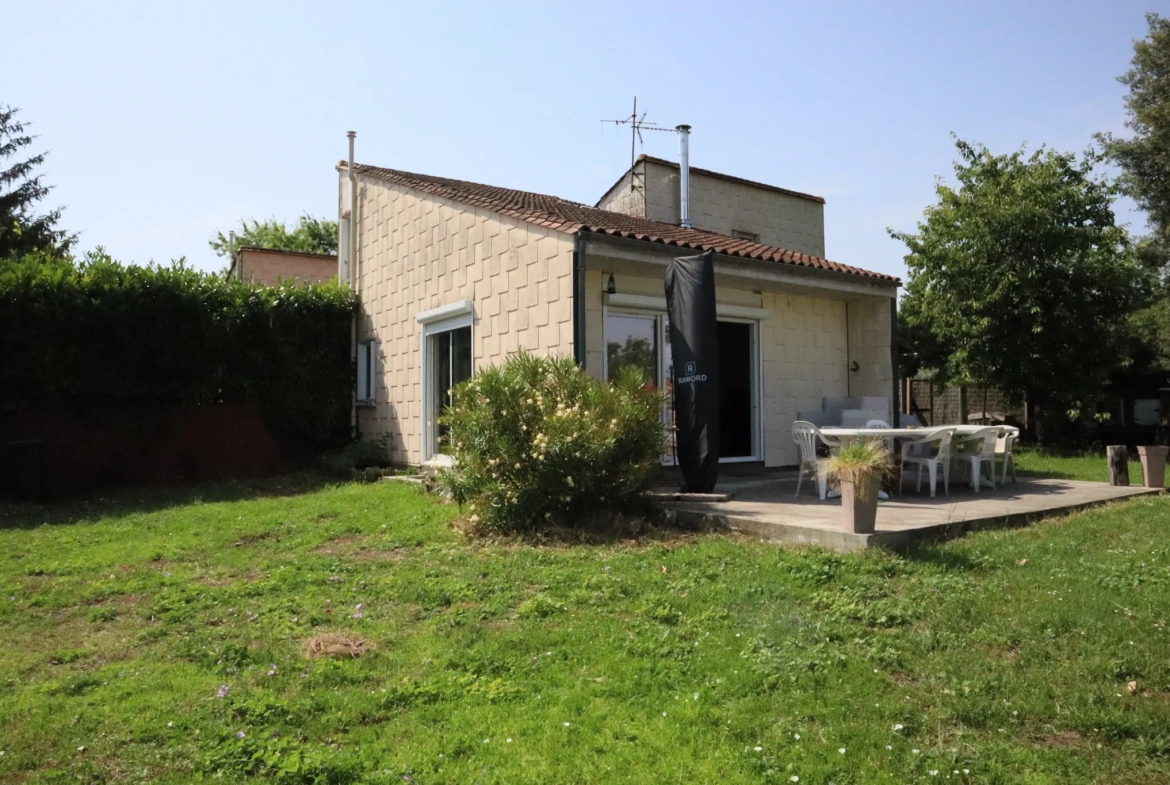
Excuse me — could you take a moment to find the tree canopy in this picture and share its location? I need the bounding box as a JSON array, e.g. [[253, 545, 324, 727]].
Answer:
[[1099, 12, 1170, 269], [209, 214, 338, 258], [0, 105, 75, 257], [892, 138, 1149, 423]]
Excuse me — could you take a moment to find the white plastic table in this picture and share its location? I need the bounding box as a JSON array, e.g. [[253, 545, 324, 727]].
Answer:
[[816, 425, 1019, 495]]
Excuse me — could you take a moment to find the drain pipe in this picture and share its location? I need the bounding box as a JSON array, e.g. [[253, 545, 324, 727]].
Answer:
[[347, 131, 358, 438], [347, 131, 357, 289], [676, 124, 692, 228]]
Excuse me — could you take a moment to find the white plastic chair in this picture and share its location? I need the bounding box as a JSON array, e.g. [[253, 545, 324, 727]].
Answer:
[[995, 428, 1018, 484], [900, 427, 954, 497], [792, 421, 829, 500], [951, 427, 998, 492], [865, 419, 890, 428]]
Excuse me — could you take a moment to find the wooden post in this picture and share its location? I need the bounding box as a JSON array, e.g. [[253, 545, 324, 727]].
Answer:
[[1107, 445, 1130, 486]]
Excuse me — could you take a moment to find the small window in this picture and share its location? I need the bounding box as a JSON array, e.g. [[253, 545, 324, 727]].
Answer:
[[357, 340, 375, 403], [731, 229, 759, 242]]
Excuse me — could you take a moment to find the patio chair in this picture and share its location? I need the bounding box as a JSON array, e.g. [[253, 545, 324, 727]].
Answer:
[[865, 419, 890, 428], [950, 427, 998, 492], [792, 421, 830, 500], [995, 428, 1018, 484], [900, 427, 954, 498]]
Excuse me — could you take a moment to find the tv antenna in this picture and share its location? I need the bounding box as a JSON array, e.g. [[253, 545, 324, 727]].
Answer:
[[602, 97, 676, 192]]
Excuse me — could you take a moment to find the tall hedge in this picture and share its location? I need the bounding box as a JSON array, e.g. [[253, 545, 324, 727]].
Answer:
[[0, 252, 357, 449]]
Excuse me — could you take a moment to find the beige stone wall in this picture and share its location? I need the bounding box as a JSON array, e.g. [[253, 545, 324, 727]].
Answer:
[[759, 291, 849, 466], [594, 166, 645, 217], [236, 249, 337, 285], [638, 160, 826, 258], [584, 268, 894, 467], [846, 297, 895, 420], [351, 173, 576, 465]]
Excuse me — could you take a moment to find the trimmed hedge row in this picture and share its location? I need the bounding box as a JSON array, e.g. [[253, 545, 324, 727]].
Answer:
[[0, 252, 358, 449]]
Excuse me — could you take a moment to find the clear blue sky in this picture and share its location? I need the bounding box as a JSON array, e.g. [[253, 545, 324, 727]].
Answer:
[[1, 0, 1157, 280]]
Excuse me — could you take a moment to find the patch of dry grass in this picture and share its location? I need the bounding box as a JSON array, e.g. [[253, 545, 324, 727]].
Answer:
[[301, 632, 374, 659]]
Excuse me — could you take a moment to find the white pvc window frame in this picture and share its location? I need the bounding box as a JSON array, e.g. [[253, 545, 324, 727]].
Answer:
[[417, 301, 476, 462]]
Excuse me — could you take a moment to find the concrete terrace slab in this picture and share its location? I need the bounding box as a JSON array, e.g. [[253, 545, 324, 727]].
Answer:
[[657, 476, 1161, 553]]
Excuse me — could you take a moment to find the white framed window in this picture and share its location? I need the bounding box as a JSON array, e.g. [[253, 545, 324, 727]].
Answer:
[[417, 301, 476, 460], [356, 340, 375, 404]]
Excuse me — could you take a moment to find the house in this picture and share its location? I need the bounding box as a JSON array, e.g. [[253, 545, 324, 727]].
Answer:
[[228, 246, 338, 286], [337, 147, 899, 468]]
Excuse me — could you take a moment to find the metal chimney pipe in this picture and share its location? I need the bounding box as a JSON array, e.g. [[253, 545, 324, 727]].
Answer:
[[676, 124, 692, 228]]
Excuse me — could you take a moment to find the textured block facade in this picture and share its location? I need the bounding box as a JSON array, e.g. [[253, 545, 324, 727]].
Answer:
[[347, 172, 575, 465], [583, 268, 892, 467], [596, 158, 826, 258]]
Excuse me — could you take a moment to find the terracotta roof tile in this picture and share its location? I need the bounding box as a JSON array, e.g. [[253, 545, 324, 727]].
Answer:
[[345, 163, 898, 284]]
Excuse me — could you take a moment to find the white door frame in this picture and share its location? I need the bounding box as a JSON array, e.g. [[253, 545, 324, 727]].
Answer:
[[602, 303, 763, 463]]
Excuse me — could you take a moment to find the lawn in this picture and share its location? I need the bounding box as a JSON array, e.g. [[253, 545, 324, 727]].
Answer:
[[1014, 447, 1138, 483], [1, 470, 1168, 784]]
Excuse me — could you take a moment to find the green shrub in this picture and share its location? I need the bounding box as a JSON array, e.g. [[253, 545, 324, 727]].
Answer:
[[0, 250, 356, 449], [438, 353, 664, 531], [322, 438, 391, 477]]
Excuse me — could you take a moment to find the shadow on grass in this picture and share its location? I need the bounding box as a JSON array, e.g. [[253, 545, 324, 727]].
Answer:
[[0, 472, 340, 531], [899, 540, 1005, 572], [458, 502, 730, 549]]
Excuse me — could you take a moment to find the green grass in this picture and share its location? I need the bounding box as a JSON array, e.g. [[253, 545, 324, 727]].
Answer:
[[1015, 448, 1142, 483], [2, 474, 1169, 784]]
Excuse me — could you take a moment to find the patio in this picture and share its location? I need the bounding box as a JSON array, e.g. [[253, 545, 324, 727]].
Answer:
[[655, 473, 1160, 552]]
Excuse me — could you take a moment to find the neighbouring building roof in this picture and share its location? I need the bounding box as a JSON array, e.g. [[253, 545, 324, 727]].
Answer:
[[235, 246, 337, 260], [599, 154, 826, 206], [343, 162, 898, 284]]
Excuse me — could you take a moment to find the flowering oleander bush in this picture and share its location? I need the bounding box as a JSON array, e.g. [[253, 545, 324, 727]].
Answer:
[[439, 353, 664, 531]]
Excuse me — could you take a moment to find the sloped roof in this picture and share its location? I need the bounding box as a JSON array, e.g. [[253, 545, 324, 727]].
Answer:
[[343, 162, 897, 284]]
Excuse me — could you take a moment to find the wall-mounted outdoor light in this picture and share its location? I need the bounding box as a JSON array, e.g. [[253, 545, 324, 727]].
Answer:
[[606, 273, 616, 294]]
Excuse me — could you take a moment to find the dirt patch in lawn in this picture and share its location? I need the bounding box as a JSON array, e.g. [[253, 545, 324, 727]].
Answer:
[[1032, 730, 1086, 749], [233, 530, 278, 547], [311, 534, 369, 556]]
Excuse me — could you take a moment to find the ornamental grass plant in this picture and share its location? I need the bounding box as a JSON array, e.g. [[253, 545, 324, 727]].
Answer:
[[438, 353, 664, 531], [827, 439, 894, 500]]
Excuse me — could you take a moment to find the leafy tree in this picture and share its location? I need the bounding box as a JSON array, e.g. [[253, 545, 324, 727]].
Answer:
[[0, 105, 75, 257], [209, 214, 338, 258], [1098, 12, 1170, 268], [606, 336, 656, 384], [891, 138, 1149, 435]]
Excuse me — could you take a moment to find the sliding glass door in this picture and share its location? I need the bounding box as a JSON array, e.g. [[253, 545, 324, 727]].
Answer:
[[604, 309, 759, 464], [424, 322, 472, 458]]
